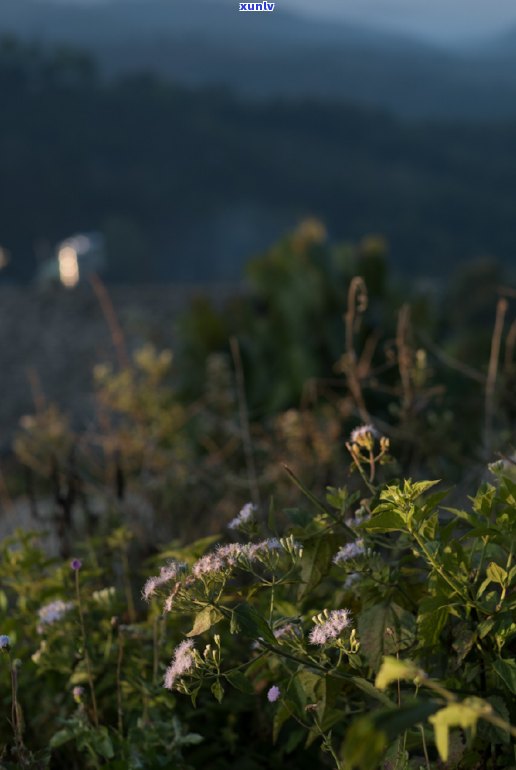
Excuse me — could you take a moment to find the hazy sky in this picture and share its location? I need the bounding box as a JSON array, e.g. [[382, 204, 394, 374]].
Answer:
[[35, 0, 516, 44], [282, 0, 516, 43]]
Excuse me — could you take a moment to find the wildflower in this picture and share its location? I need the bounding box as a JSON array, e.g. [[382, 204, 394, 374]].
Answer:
[[142, 561, 186, 601], [0, 634, 10, 651], [247, 538, 282, 560], [37, 600, 73, 632], [273, 623, 302, 641], [164, 639, 196, 690], [309, 609, 352, 646], [228, 502, 257, 530], [92, 587, 116, 605], [333, 540, 365, 565], [216, 542, 249, 567], [192, 552, 225, 578], [350, 424, 378, 449], [73, 686, 85, 703], [70, 558, 82, 571], [267, 685, 281, 703]]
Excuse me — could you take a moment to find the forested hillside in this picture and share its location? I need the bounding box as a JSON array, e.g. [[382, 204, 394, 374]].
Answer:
[[1, 39, 516, 283]]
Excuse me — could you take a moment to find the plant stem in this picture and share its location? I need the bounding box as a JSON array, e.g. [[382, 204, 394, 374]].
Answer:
[[75, 570, 100, 727], [116, 633, 124, 734]]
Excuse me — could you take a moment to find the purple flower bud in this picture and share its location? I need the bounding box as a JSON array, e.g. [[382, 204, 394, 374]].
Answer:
[[267, 685, 281, 703], [70, 558, 82, 571]]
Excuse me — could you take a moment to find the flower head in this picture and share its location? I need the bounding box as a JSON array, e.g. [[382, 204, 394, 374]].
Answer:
[[70, 558, 82, 571], [333, 540, 365, 565], [37, 600, 73, 633], [349, 424, 378, 449], [192, 552, 225, 578], [142, 561, 186, 601], [73, 686, 85, 702], [309, 609, 352, 646], [0, 634, 10, 651], [228, 502, 257, 530], [267, 685, 281, 703], [164, 639, 196, 690]]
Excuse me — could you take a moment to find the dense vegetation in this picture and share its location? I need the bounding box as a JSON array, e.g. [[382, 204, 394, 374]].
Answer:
[[2, 39, 516, 283], [0, 223, 515, 768]]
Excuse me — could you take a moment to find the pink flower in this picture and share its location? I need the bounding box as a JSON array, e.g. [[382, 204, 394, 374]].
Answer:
[[267, 685, 281, 703], [164, 639, 196, 690]]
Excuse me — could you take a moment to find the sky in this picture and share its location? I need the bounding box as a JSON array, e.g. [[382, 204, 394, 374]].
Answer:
[[283, 0, 516, 43], [32, 0, 516, 45]]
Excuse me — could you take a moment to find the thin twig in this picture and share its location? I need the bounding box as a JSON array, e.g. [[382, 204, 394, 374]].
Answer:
[[339, 276, 370, 422], [417, 331, 485, 384], [504, 319, 516, 372], [485, 298, 508, 454], [89, 274, 130, 370], [230, 336, 260, 507]]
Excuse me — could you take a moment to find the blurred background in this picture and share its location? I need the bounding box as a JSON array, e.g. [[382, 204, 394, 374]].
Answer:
[[0, 0, 515, 542]]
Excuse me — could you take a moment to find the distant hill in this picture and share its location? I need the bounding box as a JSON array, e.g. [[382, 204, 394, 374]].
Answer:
[[2, 0, 516, 118], [1, 41, 516, 284]]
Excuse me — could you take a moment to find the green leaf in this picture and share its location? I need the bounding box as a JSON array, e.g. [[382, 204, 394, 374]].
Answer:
[[350, 676, 393, 707], [211, 679, 225, 703], [361, 509, 406, 533], [273, 702, 291, 743], [429, 699, 490, 762], [492, 657, 516, 694], [486, 562, 508, 586], [342, 701, 439, 770], [186, 606, 223, 637], [230, 603, 276, 644], [224, 670, 255, 694], [91, 728, 114, 760], [49, 728, 74, 749], [358, 604, 416, 672], [298, 533, 342, 599], [375, 657, 420, 690]]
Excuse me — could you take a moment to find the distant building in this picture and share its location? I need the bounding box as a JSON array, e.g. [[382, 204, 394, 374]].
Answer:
[[37, 232, 106, 288]]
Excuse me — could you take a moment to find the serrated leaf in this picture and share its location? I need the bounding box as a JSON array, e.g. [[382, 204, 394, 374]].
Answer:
[[358, 604, 416, 672], [361, 509, 406, 532], [230, 603, 276, 644]]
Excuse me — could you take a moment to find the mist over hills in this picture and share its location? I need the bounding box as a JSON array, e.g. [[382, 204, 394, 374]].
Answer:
[[1, 35, 516, 286], [2, 0, 516, 118]]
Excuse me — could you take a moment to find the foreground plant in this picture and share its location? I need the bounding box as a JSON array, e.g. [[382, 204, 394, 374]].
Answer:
[[148, 431, 516, 769]]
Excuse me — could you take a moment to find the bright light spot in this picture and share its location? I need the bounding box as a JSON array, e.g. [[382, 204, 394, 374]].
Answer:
[[0, 247, 9, 270], [58, 245, 80, 288]]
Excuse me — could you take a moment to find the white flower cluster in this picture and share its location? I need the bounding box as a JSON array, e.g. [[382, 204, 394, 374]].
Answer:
[[227, 502, 257, 530], [191, 537, 301, 578], [309, 609, 352, 646], [142, 560, 187, 601], [164, 639, 196, 690], [333, 540, 365, 565], [37, 600, 73, 633], [350, 424, 378, 445]]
